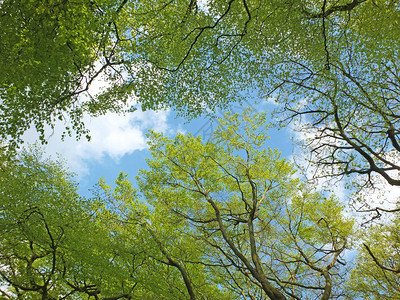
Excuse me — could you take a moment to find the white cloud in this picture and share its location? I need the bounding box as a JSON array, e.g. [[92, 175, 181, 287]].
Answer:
[[288, 117, 347, 201], [197, 0, 210, 13], [22, 109, 170, 176], [288, 114, 400, 224], [355, 151, 400, 214]]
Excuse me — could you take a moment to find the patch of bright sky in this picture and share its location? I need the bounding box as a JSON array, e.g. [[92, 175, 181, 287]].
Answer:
[[197, 0, 210, 12], [288, 117, 346, 201]]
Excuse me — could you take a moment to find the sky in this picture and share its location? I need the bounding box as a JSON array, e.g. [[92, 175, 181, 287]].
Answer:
[[19, 56, 294, 197], [21, 91, 399, 218], [22, 98, 295, 198]]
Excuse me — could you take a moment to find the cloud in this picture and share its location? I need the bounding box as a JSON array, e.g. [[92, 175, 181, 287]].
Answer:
[[22, 109, 170, 176], [288, 113, 400, 224], [197, 0, 210, 13], [355, 151, 400, 212], [287, 117, 347, 201]]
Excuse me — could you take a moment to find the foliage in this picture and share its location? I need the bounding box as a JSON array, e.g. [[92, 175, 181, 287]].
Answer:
[[3, 111, 400, 299], [96, 172, 236, 300], [0, 148, 134, 299], [347, 215, 400, 299], [2, 0, 400, 189], [0, 148, 80, 298], [134, 109, 355, 299], [2, 0, 400, 294], [0, 0, 128, 146], [0, 147, 234, 299]]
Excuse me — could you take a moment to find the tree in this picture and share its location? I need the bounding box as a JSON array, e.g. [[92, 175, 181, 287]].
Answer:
[[134, 109, 355, 299], [347, 214, 400, 299], [0, 148, 136, 299], [0, 0, 129, 146], [96, 172, 236, 300], [0, 148, 83, 298]]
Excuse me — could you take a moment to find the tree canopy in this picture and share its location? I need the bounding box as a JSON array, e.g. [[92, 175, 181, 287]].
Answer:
[[1, 111, 400, 299], [0, 148, 140, 299], [0, 0, 128, 146], [2, 1, 400, 190], [1, 0, 400, 298], [135, 109, 355, 299]]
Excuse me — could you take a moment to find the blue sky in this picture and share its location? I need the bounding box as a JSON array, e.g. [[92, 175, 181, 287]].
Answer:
[[23, 99, 295, 198], [20, 93, 400, 218]]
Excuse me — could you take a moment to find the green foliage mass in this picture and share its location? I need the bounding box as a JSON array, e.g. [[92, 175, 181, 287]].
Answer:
[[0, 0, 125, 146], [1, 2, 400, 295], [1, 111, 400, 299], [347, 215, 400, 299], [0, 148, 138, 299], [2, 0, 400, 162], [136, 109, 355, 299]]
